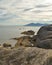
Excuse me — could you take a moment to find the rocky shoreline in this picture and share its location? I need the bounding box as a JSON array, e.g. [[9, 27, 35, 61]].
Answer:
[[0, 24, 52, 65], [11, 24, 52, 49]]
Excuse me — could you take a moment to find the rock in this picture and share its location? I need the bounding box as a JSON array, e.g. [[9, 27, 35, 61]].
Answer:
[[14, 36, 34, 47], [21, 30, 35, 35], [43, 57, 52, 65], [3, 43, 11, 48], [32, 35, 38, 41], [0, 47, 52, 65], [34, 24, 52, 49], [37, 39, 52, 49], [10, 38, 19, 40], [31, 35, 38, 46], [37, 24, 52, 40]]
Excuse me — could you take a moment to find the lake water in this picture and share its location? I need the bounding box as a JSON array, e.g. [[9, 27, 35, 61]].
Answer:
[[0, 26, 41, 46]]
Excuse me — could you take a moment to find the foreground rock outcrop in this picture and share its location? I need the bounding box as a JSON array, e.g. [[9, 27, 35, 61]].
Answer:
[[0, 47, 52, 65]]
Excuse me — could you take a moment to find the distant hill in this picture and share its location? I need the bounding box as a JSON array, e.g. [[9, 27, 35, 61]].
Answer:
[[24, 23, 48, 26]]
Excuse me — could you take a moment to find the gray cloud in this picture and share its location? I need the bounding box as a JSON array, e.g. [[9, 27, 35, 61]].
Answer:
[[0, 14, 16, 21], [23, 8, 33, 12], [0, 8, 19, 21], [11, 0, 23, 6], [33, 10, 43, 13], [32, 9, 52, 13], [35, 4, 52, 8]]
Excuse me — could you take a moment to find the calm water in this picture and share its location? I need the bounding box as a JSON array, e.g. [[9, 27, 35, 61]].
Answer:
[[0, 26, 40, 46]]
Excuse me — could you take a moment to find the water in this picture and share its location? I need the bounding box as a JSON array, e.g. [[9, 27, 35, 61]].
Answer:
[[0, 26, 40, 46]]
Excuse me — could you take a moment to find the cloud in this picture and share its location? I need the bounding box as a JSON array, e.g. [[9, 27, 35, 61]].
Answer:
[[32, 10, 51, 13], [0, 7, 20, 21], [35, 4, 51, 8], [23, 8, 33, 12], [32, 10, 43, 13], [0, 0, 52, 25]]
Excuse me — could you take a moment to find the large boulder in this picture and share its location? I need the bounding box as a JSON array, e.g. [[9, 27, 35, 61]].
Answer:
[[0, 47, 52, 65], [37, 24, 52, 40], [33, 24, 52, 49]]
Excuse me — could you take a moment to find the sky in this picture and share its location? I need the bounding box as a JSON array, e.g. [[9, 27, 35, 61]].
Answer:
[[0, 0, 52, 25]]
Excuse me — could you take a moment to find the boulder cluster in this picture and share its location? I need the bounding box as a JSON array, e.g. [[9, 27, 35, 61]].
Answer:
[[12, 24, 52, 49], [1, 24, 52, 49]]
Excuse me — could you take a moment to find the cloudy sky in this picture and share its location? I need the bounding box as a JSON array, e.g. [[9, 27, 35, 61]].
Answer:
[[0, 0, 52, 25]]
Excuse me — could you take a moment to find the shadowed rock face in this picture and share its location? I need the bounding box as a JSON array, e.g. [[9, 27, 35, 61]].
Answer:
[[0, 47, 52, 65]]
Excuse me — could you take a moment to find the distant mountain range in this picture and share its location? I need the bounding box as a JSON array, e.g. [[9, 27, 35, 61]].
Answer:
[[24, 23, 48, 26]]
